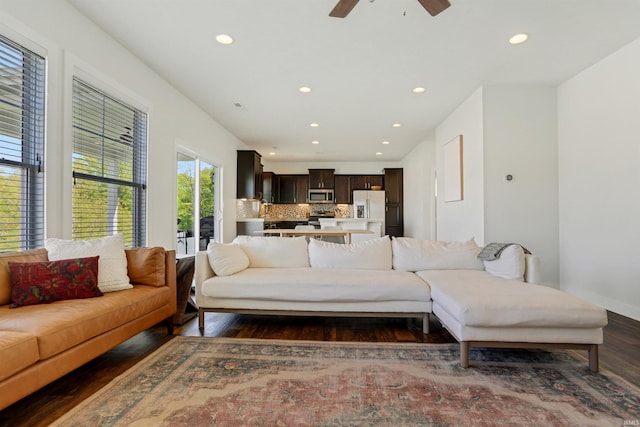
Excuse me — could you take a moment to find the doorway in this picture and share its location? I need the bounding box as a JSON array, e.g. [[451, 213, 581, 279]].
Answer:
[[176, 151, 219, 255]]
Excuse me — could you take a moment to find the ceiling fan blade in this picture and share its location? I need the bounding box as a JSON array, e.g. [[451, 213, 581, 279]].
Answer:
[[329, 0, 360, 18], [417, 0, 451, 16]]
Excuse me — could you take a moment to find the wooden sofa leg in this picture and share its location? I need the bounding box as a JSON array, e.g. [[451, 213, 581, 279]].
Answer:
[[588, 344, 599, 373], [422, 314, 430, 334], [460, 342, 470, 368], [198, 308, 205, 330]]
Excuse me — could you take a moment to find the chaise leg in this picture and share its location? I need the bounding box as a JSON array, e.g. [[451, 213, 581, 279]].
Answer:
[[460, 341, 470, 368], [588, 344, 599, 372], [422, 314, 430, 334], [198, 308, 205, 330]]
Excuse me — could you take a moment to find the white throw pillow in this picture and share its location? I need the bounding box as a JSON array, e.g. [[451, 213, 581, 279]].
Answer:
[[483, 244, 526, 281], [232, 236, 310, 268], [391, 237, 484, 272], [206, 242, 250, 276], [308, 236, 392, 270], [44, 233, 132, 292]]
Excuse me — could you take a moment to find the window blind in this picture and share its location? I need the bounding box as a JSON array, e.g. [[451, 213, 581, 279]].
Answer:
[[72, 78, 147, 246], [0, 35, 45, 252]]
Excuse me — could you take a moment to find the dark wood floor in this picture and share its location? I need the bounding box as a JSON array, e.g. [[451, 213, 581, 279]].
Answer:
[[0, 310, 638, 426]]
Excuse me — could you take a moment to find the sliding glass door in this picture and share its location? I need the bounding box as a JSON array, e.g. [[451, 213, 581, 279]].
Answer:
[[176, 151, 218, 255]]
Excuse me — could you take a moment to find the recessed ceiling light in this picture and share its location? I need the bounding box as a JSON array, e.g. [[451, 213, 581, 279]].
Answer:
[[509, 33, 528, 45], [310, 123, 319, 128], [269, 152, 276, 155], [413, 87, 425, 94], [392, 123, 401, 128], [299, 86, 312, 93], [382, 141, 390, 145], [311, 140, 320, 145], [215, 34, 234, 45], [376, 152, 383, 156]]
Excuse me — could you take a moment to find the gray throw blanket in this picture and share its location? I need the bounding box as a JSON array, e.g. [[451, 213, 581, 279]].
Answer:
[[477, 242, 531, 261]]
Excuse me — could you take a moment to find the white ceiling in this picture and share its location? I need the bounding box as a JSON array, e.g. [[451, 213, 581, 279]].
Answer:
[[67, 0, 640, 162]]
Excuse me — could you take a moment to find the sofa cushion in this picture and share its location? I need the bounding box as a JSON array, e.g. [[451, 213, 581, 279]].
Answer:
[[126, 247, 166, 286], [45, 234, 132, 293], [392, 237, 484, 272], [9, 256, 102, 308], [206, 242, 249, 276], [0, 331, 39, 382], [308, 236, 392, 270], [0, 284, 170, 359], [0, 249, 49, 306], [232, 236, 310, 268], [415, 269, 608, 328], [483, 244, 525, 281], [200, 267, 430, 303]]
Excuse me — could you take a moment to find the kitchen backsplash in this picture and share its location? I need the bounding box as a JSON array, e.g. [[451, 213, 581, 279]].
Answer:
[[237, 200, 352, 219]]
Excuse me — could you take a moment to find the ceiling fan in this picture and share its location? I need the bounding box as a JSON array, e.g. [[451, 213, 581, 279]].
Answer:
[[330, 0, 451, 18]]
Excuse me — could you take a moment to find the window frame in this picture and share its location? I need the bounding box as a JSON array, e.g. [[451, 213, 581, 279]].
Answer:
[[0, 33, 46, 252], [70, 76, 148, 247]]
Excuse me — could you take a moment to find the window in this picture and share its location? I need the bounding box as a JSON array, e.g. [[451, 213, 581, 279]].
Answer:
[[0, 35, 45, 252], [72, 78, 147, 246]]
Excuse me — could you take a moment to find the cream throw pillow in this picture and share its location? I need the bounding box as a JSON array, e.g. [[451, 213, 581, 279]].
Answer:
[[483, 244, 526, 281], [308, 236, 392, 270], [44, 233, 132, 292], [206, 242, 250, 276]]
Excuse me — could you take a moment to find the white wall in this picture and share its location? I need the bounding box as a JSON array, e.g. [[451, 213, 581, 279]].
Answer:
[[0, 0, 248, 246], [558, 37, 640, 320], [402, 137, 436, 240], [483, 85, 559, 284], [435, 87, 485, 243]]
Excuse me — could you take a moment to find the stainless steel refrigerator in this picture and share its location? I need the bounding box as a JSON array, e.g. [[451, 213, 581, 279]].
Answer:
[[352, 190, 385, 242]]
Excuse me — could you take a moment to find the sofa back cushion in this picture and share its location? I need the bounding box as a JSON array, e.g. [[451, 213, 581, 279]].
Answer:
[[206, 242, 250, 276], [125, 247, 167, 286], [391, 237, 484, 272], [0, 248, 49, 306], [232, 236, 310, 268], [308, 236, 392, 270]]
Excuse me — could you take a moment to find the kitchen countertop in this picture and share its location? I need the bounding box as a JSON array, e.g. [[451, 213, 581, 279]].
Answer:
[[319, 218, 383, 222]]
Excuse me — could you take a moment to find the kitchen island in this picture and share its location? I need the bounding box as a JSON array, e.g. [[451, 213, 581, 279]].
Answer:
[[318, 218, 383, 242]]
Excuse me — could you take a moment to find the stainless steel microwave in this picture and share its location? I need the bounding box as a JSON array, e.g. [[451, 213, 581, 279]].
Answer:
[[308, 189, 334, 203]]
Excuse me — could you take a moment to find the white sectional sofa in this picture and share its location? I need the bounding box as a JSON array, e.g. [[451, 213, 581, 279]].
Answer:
[[195, 236, 608, 371]]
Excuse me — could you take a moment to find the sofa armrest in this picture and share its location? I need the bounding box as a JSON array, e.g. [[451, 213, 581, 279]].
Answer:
[[524, 254, 541, 284], [195, 251, 215, 300]]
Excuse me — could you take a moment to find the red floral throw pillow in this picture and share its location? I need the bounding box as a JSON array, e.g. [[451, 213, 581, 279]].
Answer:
[[9, 256, 103, 308]]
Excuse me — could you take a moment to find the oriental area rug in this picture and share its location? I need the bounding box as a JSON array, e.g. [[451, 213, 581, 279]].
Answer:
[[52, 337, 639, 427]]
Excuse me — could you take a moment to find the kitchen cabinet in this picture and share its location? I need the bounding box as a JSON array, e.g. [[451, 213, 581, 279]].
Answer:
[[277, 174, 308, 203], [236, 150, 262, 199], [262, 171, 276, 203], [308, 169, 334, 189], [383, 168, 403, 237], [350, 175, 383, 191], [334, 175, 351, 204]]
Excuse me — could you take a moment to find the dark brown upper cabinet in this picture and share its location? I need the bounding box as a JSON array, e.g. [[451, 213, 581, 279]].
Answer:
[[350, 175, 384, 191], [308, 169, 334, 189], [236, 150, 262, 200]]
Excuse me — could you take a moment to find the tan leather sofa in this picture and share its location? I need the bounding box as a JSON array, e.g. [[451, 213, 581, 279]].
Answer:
[[0, 247, 176, 410]]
